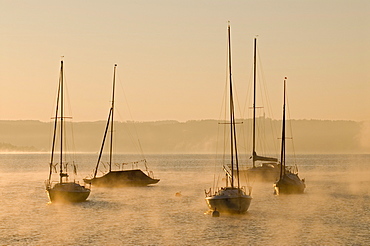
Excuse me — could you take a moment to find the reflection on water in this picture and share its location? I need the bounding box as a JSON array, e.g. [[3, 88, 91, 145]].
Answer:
[[0, 154, 370, 245]]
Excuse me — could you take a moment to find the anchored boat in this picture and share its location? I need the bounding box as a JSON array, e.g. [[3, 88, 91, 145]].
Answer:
[[84, 64, 159, 187], [46, 59, 90, 203], [244, 38, 281, 182], [273, 78, 305, 194], [205, 23, 252, 214]]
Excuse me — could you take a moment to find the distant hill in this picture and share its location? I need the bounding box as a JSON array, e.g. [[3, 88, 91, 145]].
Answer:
[[0, 119, 369, 154], [0, 142, 38, 152]]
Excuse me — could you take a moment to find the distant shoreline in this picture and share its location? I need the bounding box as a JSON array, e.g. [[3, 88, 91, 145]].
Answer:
[[1, 119, 369, 154]]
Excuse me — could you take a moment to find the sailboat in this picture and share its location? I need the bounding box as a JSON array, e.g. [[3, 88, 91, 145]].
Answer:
[[45, 59, 91, 203], [245, 38, 281, 182], [273, 78, 305, 195], [205, 24, 252, 214], [83, 64, 159, 187]]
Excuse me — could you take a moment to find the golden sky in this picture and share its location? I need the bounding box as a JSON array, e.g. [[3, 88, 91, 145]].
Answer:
[[1, 0, 369, 122]]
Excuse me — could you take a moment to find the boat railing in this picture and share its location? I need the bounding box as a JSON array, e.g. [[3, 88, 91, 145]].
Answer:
[[46, 180, 85, 186], [113, 159, 147, 171], [286, 165, 298, 174], [205, 188, 212, 197], [205, 187, 223, 197], [241, 185, 253, 196], [148, 170, 155, 179], [44, 180, 51, 189], [205, 187, 220, 197], [223, 165, 232, 179]]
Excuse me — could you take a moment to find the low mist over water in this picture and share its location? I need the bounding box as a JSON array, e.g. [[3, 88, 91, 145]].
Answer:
[[0, 154, 370, 245]]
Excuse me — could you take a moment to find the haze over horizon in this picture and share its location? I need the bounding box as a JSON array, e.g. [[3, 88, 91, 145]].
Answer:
[[1, 1, 369, 123], [1, 119, 370, 154]]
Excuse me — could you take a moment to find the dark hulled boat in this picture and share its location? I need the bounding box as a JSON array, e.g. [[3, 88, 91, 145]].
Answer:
[[86, 170, 159, 187], [244, 38, 281, 182], [274, 172, 305, 194], [84, 64, 159, 187], [273, 78, 305, 195], [47, 182, 90, 203]]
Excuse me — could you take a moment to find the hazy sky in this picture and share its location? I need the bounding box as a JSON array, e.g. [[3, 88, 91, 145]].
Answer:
[[1, 0, 369, 122]]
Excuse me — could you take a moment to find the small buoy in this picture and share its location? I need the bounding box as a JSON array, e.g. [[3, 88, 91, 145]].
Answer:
[[212, 208, 220, 217]]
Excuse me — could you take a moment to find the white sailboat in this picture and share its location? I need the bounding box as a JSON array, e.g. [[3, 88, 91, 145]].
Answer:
[[84, 64, 159, 187], [45, 59, 91, 203], [205, 24, 252, 214], [273, 78, 305, 194]]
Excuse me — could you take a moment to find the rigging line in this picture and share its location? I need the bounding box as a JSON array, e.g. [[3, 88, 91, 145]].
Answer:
[[120, 119, 146, 158], [241, 69, 255, 161], [233, 79, 247, 160], [69, 118, 77, 167], [123, 121, 144, 155], [214, 122, 222, 190], [94, 107, 112, 178], [215, 102, 223, 190], [214, 23, 231, 190], [112, 114, 143, 157], [218, 31, 229, 175], [109, 64, 117, 172], [222, 25, 229, 170], [215, 79, 229, 190], [242, 66, 254, 119], [230, 80, 247, 177], [286, 85, 297, 169], [61, 70, 71, 158], [256, 49, 279, 157], [241, 54, 254, 163], [228, 23, 241, 188], [116, 71, 146, 160], [62, 72, 78, 173], [49, 63, 62, 183], [256, 48, 275, 121]]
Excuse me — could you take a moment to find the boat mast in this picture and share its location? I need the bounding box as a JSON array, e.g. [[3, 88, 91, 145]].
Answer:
[[228, 23, 234, 188], [49, 61, 62, 184], [93, 108, 112, 178], [227, 23, 241, 189], [92, 64, 117, 178], [280, 78, 287, 179], [109, 64, 117, 172], [59, 60, 64, 184], [252, 38, 257, 168]]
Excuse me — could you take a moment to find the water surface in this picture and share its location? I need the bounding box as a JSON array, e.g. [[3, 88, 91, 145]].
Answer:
[[0, 154, 369, 245]]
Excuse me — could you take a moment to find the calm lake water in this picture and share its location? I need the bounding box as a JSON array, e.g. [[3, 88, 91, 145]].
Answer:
[[1, 153, 370, 245]]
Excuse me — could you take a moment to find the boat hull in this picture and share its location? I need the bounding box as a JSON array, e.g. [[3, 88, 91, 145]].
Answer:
[[46, 182, 90, 203], [205, 188, 252, 214], [243, 164, 280, 182], [84, 169, 160, 187], [237, 163, 281, 182], [274, 173, 305, 195]]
